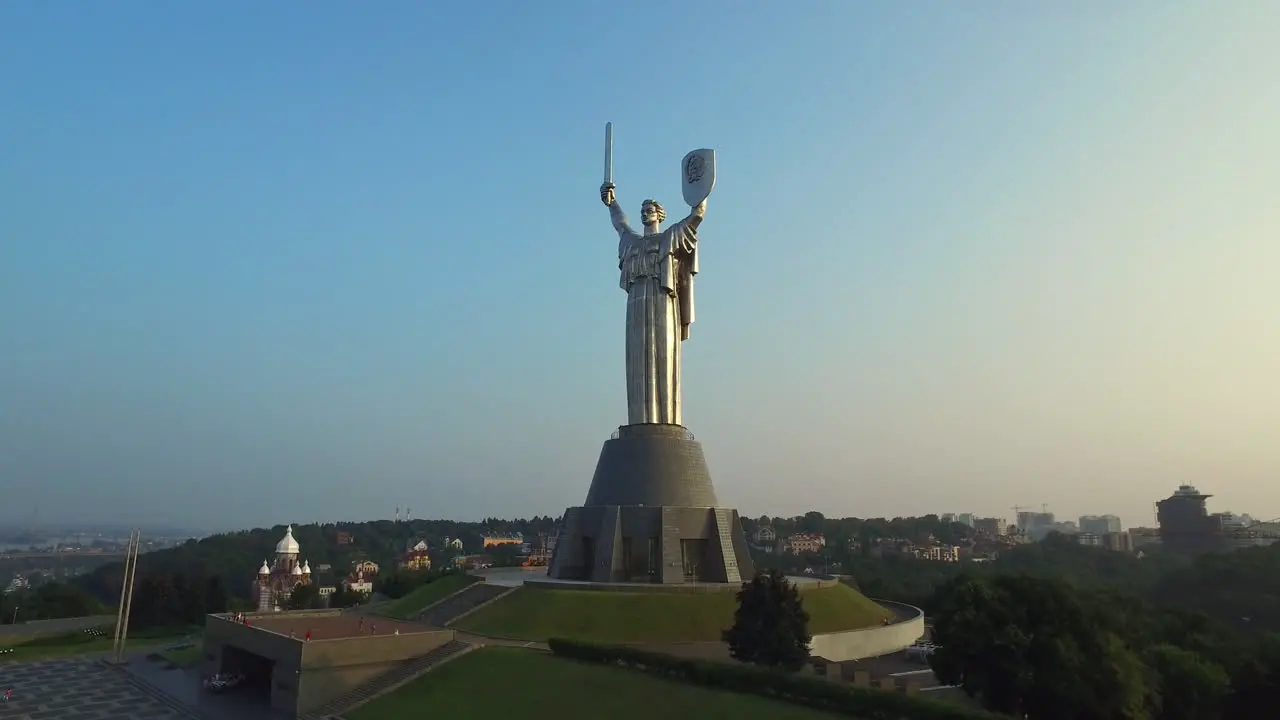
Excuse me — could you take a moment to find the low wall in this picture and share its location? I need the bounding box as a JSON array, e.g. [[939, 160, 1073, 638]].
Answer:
[[522, 578, 839, 595], [808, 600, 924, 662], [295, 630, 454, 712]]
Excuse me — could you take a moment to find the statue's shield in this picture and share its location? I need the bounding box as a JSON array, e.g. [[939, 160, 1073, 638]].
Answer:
[[681, 149, 716, 206]]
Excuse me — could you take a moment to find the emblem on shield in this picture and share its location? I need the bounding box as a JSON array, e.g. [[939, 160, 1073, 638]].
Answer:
[[681, 148, 716, 207]]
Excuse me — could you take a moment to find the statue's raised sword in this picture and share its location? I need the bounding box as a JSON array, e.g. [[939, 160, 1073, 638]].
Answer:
[[604, 121, 613, 186]]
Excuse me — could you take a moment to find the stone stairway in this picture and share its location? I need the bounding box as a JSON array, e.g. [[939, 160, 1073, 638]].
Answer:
[[301, 639, 471, 720], [417, 583, 513, 627]]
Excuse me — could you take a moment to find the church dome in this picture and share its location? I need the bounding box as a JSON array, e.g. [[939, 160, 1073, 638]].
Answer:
[[301, 560, 311, 574], [259, 560, 271, 575], [276, 525, 300, 555], [291, 563, 303, 576]]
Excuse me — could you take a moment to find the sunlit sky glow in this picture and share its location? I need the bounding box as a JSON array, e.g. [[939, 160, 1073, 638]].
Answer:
[[2, 2, 1276, 532]]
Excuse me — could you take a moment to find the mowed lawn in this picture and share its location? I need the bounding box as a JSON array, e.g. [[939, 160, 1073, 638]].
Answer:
[[348, 647, 840, 720], [452, 583, 892, 643], [1, 627, 194, 663]]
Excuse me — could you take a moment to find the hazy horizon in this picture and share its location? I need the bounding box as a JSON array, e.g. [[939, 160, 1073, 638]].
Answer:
[[3, 2, 1277, 531]]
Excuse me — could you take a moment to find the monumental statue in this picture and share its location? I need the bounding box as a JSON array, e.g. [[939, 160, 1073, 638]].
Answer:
[[547, 123, 754, 585]]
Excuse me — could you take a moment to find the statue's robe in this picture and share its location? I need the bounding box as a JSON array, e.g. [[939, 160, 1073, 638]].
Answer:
[[612, 203, 700, 426]]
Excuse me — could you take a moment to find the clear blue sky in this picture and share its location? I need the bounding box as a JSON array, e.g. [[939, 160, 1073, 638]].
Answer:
[[2, 2, 1277, 533]]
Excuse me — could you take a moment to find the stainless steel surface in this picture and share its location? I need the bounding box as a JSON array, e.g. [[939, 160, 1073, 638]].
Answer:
[[601, 156, 711, 426], [681, 148, 716, 207], [604, 121, 613, 185]]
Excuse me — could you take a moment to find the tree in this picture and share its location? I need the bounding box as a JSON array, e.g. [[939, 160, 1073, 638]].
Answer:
[[722, 569, 811, 671], [929, 574, 1154, 719], [204, 576, 229, 615], [800, 511, 825, 534], [1145, 644, 1230, 720], [288, 583, 320, 610]]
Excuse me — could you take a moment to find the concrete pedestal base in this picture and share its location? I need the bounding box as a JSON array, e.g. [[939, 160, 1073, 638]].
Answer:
[[548, 424, 755, 585]]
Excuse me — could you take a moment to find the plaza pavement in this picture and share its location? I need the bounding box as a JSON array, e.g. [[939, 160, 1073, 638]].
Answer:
[[0, 657, 188, 720]]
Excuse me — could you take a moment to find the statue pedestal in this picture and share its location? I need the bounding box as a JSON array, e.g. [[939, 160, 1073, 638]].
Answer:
[[548, 424, 755, 585]]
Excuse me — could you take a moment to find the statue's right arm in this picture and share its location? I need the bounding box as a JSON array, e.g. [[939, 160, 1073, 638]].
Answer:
[[609, 201, 636, 237]]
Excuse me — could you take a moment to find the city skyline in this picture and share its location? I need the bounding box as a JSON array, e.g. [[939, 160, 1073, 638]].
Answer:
[[2, 2, 1278, 530]]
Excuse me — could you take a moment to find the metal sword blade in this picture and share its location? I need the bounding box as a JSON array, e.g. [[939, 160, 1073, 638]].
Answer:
[[604, 121, 613, 185]]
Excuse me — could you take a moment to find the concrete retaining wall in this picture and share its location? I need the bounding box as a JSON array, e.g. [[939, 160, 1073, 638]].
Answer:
[[808, 600, 924, 662], [297, 630, 454, 710]]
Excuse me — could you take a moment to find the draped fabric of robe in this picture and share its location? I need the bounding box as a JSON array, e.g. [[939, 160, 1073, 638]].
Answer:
[[614, 211, 698, 426]]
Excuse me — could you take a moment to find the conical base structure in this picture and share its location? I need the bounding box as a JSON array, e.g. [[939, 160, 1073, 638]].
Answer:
[[548, 424, 755, 584]]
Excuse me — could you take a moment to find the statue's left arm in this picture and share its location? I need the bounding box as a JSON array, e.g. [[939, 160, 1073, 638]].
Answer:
[[667, 199, 706, 255], [681, 199, 707, 233], [665, 200, 705, 340]]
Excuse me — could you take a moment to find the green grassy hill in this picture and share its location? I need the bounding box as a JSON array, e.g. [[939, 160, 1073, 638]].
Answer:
[[452, 582, 891, 643], [377, 573, 479, 619], [349, 646, 842, 719]]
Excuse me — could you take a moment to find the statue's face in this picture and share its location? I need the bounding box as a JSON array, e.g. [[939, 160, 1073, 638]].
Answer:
[[641, 202, 662, 225]]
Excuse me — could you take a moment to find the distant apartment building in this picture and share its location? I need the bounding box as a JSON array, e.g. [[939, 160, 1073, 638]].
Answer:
[[1075, 533, 1102, 547], [957, 513, 975, 528], [1103, 531, 1133, 552], [1129, 527, 1162, 550], [974, 517, 1007, 537], [1157, 485, 1223, 556], [940, 513, 955, 523], [1080, 515, 1123, 535], [1017, 512, 1056, 541]]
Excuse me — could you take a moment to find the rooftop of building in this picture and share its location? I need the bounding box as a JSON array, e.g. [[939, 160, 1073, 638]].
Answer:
[[236, 613, 434, 640]]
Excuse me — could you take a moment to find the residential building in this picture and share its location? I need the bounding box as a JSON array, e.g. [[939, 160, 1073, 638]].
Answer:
[[940, 513, 955, 523], [1157, 485, 1222, 556], [1129, 527, 1162, 550], [344, 566, 374, 595], [402, 540, 432, 571], [1075, 533, 1102, 547], [1080, 515, 1123, 535], [783, 533, 826, 554], [973, 517, 1006, 537], [1102, 531, 1133, 552], [914, 545, 961, 562], [1017, 512, 1056, 541], [957, 513, 975, 528], [353, 560, 380, 576], [336, 531, 354, 545], [752, 525, 777, 545]]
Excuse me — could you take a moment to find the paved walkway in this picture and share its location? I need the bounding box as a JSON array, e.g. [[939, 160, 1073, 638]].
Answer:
[[0, 657, 186, 719]]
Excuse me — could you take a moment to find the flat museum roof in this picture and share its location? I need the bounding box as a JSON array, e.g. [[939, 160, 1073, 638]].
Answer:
[[245, 614, 433, 641]]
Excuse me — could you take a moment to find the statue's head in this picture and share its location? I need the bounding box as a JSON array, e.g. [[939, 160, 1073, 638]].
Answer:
[[640, 199, 666, 226]]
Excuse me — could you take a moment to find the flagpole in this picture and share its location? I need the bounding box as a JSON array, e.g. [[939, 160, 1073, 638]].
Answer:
[[116, 530, 141, 663], [110, 529, 134, 660]]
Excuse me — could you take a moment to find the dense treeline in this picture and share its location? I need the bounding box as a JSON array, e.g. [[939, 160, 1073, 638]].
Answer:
[[73, 516, 557, 605], [930, 572, 1280, 719], [1, 581, 106, 624]]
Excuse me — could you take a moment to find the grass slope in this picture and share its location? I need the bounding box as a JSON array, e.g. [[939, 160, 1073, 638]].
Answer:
[[1, 626, 194, 662], [349, 646, 839, 720], [379, 574, 480, 619], [452, 583, 892, 643]]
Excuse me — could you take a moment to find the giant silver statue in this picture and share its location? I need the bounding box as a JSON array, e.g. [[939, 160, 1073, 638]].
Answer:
[[599, 123, 716, 426]]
